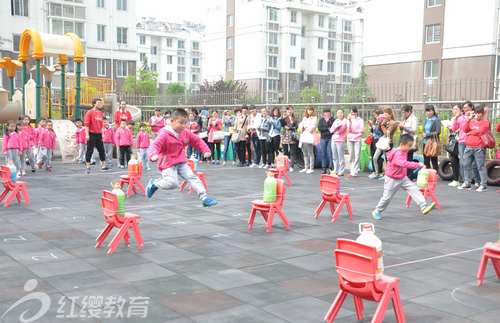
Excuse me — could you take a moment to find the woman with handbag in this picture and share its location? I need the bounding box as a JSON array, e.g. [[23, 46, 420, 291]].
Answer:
[[448, 104, 466, 186], [258, 109, 272, 168], [299, 106, 318, 174], [346, 107, 364, 178], [372, 108, 398, 179], [318, 107, 335, 174], [330, 109, 348, 176], [207, 110, 223, 165], [222, 109, 237, 166], [234, 105, 250, 167], [269, 107, 282, 167], [399, 105, 419, 180], [187, 113, 200, 159], [422, 105, 442, 170], [280, 105, 298, 171], [198, 110, 209, 163], [367, 108, 383, 179]]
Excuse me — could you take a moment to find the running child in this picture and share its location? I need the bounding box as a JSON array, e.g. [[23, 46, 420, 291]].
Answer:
[[38, 120, 56, 171], [146, 108, 217, 207], [372, 133, 436, 220], [136, 123, 150, 170], [102, 118, 115, 167], [75, 119, 87, 164], [3, 120, 21, 177], [115, 119, 133, 168], [21, 115, 36, 173]]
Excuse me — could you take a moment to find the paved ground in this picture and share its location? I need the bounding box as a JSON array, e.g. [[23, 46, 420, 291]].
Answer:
[[0, 157, 499, 323]]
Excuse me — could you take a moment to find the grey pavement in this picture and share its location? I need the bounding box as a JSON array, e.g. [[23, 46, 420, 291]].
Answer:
[[0, 158, 499, 322]]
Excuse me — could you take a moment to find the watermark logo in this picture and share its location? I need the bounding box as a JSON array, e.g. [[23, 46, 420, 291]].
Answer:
[[0, 279, 51, 323]]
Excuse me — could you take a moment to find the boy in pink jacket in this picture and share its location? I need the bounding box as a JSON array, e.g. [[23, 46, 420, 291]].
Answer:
[[34, 116, 47, 162], [75, 119, 87, 164], [372, 134, 435, 220], [146, 108, 217, 207], [136, 123, 150, 170], [114, 119, 134, 168], [102, 118, 115, 167], [38, 120, 56, 171]]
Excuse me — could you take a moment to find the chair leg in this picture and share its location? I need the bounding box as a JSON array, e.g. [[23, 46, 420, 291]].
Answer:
[[276, 208, 291, 230], [332, 199, 346, 222], [429, 192, 441, 210], [491, 257, 500, 279], [346, 197, 353, 219], [353, 296, 365, 320], [324, 290, 348, 323], [0, 188, 9, 202], [126, 182, 133, 197], [4, 186, 21, 207], [405, 195, 411, 209], [477, 251, 488, 286], [266, 209, 275, 233], [248, 208, 257, 229], [284, 173, 292, 186], [179, 180, 187, 192], [135, 181, 146, 195], [95, 224, 114, 248], [372, 292, 391, 323], [391, 286, 406, 323], [21, 186, 30, 205], [314, 200, 327, 218], [131, 220, 144, 250]]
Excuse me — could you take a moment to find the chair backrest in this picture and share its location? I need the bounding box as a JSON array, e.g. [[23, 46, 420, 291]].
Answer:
[[321, 173, 338, 181], [101, 196, 117, 224], [275, 179, 286, 207], [335, 249, 377, 283], [337, 238, 377, 259], [1, 165, 11, 180], [320, 178, 341, 202], [0, 169, 10, 183], [427, 168, 437, 190]]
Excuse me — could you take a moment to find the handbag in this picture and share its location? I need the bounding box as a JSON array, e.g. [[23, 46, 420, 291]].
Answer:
[[411, 135, 419, 151], [231, 130, 240, 143], [445, 133, 458, 155], [481, 130, 496, 149], [265, 124, 274, 144], [364, 135, 373, 145], [424, 133, 440, 157], [496, 144, 500, 159], [300, 131, 314, 144], [229, 126, 234, 135], [212, 131, 224, 141], [292, 132, 301, 141], [375, 131, 391, 151], [198, 131, 207, 139]]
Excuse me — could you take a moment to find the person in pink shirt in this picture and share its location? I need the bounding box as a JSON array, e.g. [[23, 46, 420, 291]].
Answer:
[[146, 108, 217, 207], [3, 120, 21, 176], [149, 108, 165, 140], [38, 120, 56, 171], [21, 115, 36, 173], [207, 110, 223, 164], [298, 106, 318, 174], [346, 107, 365, 178], [75, 119, 87, 164], [114, 119, 133, 168], [34, 116, 47, 163], [330, 109, 348, 176], [17, 121, 30, 175], [102, 118, 115, 167], [448, 104, 467, 187], [136, 123, 151, 170]]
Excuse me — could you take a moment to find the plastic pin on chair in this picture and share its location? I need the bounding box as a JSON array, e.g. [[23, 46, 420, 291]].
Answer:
[[248, 179, 290, 233], [268, 154, 292, 186], [314, 175, 353, 222], [324, 238, 406, 323], [95, 190, 144, 254], [119, 161, 146, 197], [406, 168, 441, 210], [0, 166, 30, 207], [179, 159, 207, 194]]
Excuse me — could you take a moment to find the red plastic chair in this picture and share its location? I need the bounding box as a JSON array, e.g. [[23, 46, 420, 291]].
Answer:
[[405, 168, 441, 210], [324, 238, 406, 323], [477, 222, 500, 286], [119, 161, 146, 197], [269, 157, 292, 186], [248, 179, 290, 233], [95, 190, 144, 254], [314, 175, 353, 222], [0, 166, 30, 208], [179, 160, 207, 194]]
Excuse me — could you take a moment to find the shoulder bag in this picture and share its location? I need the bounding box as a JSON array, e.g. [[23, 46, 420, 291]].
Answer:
[[481, 130, 496, 149], [300, 131, 314, 144], [265, 124, 274, 144], [424, 133, 440, 157], [445, 132, 458, 155], [375, 131, 391, 151], [231, 130, 240, 143], [364, 134, 373, 146], [198, 131, 208, 139]]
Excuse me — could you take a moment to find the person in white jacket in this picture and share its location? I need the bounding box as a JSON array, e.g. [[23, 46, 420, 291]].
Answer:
[[248, 105, 262, 167], [399, 105, 419, 180], [299, 106, 318, 174]]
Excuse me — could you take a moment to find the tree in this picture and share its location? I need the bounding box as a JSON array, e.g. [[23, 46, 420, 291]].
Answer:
[[165, 82, 186, 95], [340, 63, 376, 107], [123, 57, 158, 96], [186, 77, 249, 105], [299, 84, 323, 104]]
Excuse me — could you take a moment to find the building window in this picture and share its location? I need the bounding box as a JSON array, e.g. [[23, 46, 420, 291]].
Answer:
[[178, 73, 185, 82], [116, 60, 128, 77], [178, 40, 185, 49], [426, 24, 441, 43], [139, 53, 146, 62], [227, 36, 233, 49], [227, 58, 233, 71], [117, 0, 127, 11], [343, 20, 352, 32], [328, 39, 335, 51], [192, 74, 199, 83], [290, 80, 296, 92], [327, 61, 335, 73], [290, 34, 297, 46], [327, 83, 335, 95], [329, 18, 336, 30], [150, 63, 157, 72], [192, 58, 200, 67], [318, 60, 323, 72], [11, 0, 29, 17], [424, 60, 439, 78], [97, 59, 106, 76], [342, 42, 351, 53], [14, 69, 23, 88], [166, 38, 172, 47], [97, 0, 105, 8], [342, 63, 351, 74], [269, 8, 278, 21], [167, 72, 172, 81], [268, 33, 278, 45], [192, 42, 199, 50], [139, 35, 146, 45], [151, 46, 157, 55], [290, 57, 296, 69], [117, 27, 127, 44], [227, 14, 234, 27], [428, 0, 442, 7], [318, 15, 325, 27], [167, 55, 172, 64], [268, 79, 277, 91], [13, 34, 21, 52], [52, 20, 85, 38], [301, 48, 305, 60], [268, 56, 278, 68], [318, 38, 324, 49], [301, 26, 305, 37], [290, 11, 297, 23], [97, 25, 106, 42], [177, 57, 185, 66], [49, 4, 85, 19], [300, 70, 305, 81]]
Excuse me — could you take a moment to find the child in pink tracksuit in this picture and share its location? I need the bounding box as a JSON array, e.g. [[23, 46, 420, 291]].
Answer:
[[17, 121, 29, 175], [346, 107, 364, 178], [3, 120, 21, 176], [330, 109, 348, 176], [75, 119, 87, 164], [372, 134, 435, 220], [102, 118, 115, 166], [35, 117, 47, 163], [136, 123, 150, 170], [114, 119, 134, 168], [21, 115, 36, 173], [146, 108, 217, 207], [38, 120, 56, 171]]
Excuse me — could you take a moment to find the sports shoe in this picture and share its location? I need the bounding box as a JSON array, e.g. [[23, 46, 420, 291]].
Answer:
[[422, 202, 436, 214], [85, 167, 90, 175], [372, 211, 381, 220], [223, 161, 227, 166], [457, 183, 471, 190], [306, 169, 314, 174], [145, 167, 151, 171], [211, 160, 215, 164], [368, 173, 378, 179], [337, 173, 344, 176], [264, 165, 269, 169], [289, 167, 294, 172], [38, 162, 43, 168], [216, 161, 220, 165], [448, 180, 460, 187], [299, 168, 307, 173], [348, 174, 354, 178], [16, 173, 21, 178], [232, 161, 236, 165], [330, 171, 337, 176], [477, 186, 487, 192], [31, 168, 36, 173], [46, 167, 51, 172], [101, 166, 110, 172], [78, 160, 82, 165], [250, 163, 258, 168], [90, 161, 96, 165], [259, 164, 265, 168], [109, 162, 113, 166], [202, 197, 218, 207], [146, 179, 158, 198], [378, 176, 385, 180], [21, 170, 26, 176]]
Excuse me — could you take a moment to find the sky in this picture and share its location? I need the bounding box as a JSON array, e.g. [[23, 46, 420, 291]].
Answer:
[[136, 0, 219, 24]]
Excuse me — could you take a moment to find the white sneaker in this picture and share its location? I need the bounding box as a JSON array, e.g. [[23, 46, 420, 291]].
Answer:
[[306, 169, 314, 174], [299, 168, 307, 173], [448, 180, 460, 187], [477, 186, 487, 192], [258, 164, 264, 168], [263, 164, 269, 169], [249, 163, 257, 168], [289, 167, 294, 172]]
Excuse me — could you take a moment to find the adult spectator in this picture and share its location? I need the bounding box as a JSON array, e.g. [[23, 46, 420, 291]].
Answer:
[[399, 105, 419, 180], [114, 100, 132, 125], [84, 98, 110, 174], [422, 105, 441, 170], [234, 105, 250, 167], [248, 104, 262, 167], [318, 107, 334, 174], [280, 105, 298, 171], [346, 106, 364, 178], [149, 108, 165, 139]]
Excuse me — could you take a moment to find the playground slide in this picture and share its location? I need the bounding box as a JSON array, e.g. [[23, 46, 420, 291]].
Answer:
[[103, 93, 142, 126], [0, 88, 22, 124]]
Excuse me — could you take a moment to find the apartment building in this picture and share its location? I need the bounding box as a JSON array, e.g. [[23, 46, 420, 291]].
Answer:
[[0, 0, 137, 92], [135, 18, 204, 93]]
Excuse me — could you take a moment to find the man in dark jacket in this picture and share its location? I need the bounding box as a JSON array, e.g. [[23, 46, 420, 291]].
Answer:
[[318, 108, 335, 173]]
